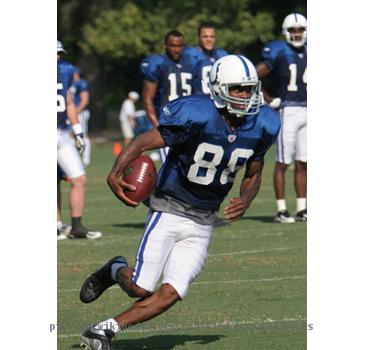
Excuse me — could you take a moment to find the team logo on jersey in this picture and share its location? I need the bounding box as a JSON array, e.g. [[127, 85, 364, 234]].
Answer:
[[176, 64, 182, 69], [162, 105, 171, 116], [298, 53, 304, 58], [141, 62, 149, 67], [210, 57, 216, 63], [228, 135, 237, 143]]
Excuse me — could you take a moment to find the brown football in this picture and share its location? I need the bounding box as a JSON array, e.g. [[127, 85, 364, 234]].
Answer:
[[122, 155, 157, 203]]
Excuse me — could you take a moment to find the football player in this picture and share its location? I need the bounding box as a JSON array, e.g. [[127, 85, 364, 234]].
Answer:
[[140, 30, 194, 163], [184, 22, 228, 95], [71, 67, 91, 166], [79, 55, 281, 349], [57, 40, 102, 240], [256, 13, 307, 223]]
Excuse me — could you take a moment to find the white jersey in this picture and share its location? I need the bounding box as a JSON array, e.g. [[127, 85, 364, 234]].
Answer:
[[119, 99, 135, 123]]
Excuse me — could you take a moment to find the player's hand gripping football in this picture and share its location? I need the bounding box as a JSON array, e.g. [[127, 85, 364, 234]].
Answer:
[[107, 169, 139, 207], [224, 197, 248, 223]]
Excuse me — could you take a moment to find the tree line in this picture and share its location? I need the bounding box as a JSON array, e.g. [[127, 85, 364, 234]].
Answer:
[[58, 0, 306, 130]]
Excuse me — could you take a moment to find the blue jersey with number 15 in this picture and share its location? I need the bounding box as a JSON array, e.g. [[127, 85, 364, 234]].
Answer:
[[156, 95, 281, 211], [140, 54, 195, 115], [57, 59, 74, 129]]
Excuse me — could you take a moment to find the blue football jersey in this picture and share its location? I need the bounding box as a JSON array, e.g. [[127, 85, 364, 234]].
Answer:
[[183, 46, 228, 95], [71, 78, 89, 108], [57, 59, 74, 129], [139, 54, 195, 115], [261, 40, 307, 106], [156, 95, 280, 211]]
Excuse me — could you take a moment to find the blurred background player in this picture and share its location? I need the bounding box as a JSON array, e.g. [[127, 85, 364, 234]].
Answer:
[[184, 22, 228, 95], [140, 30, 194, 163], [119, 91, 139, 147], [57, 40, 102, 240], [256, 13, 307, 223], [79, 55, 280, 349], [71, 66, 91, 166]]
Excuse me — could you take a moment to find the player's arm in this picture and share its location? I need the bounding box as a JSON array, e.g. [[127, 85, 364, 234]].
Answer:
[[256, 62, 281, 109], [224, 159, 264, 222], [107, 128, 165, 206], [65, 90, 79, 126], [66, 90, 85, 153], [76, 90, 90, 113], [255, 62, 274, 103], [142, 80, 159, 128]]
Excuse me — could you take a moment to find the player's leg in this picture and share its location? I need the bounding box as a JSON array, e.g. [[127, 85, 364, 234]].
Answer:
[[274, 108, 296, 223], [80, 212, 202, 348], [121, 119, 134, 147], [294, 109, 307, 221], [56, 177, 68, 240], [80, 284, 180, 350], [80, 211, 175, 302], [57, 130, 101, 239]]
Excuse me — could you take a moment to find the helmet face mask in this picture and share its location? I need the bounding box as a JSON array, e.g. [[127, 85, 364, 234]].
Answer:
[[282, 13, 307, 48], [209, 55, 262, 118]]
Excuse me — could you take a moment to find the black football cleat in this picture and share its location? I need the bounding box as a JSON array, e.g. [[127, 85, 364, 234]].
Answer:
[[274, 210, 295, 223], [80, 325, 115, 350], [295, 209, 307, 222], [80, 256, 128, 303]]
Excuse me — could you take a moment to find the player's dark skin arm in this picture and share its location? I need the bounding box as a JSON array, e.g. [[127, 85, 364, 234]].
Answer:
[[142, 80, 159, 128], [107, 129, 165, 207], [255, 62, 274, 103], [224, 159, 264, 222]]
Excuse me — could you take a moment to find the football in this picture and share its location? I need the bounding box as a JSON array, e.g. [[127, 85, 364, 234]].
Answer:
[[122, 155, 157, 203]]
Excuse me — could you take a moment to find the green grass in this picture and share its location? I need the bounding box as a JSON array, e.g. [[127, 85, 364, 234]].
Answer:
[[58, 143, 306, 349]]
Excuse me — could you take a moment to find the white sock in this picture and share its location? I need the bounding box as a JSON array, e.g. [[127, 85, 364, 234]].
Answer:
[[276, 199, 287, 212], [296, 198, 306, 212], [111, 262, 127, 281], [96, 318, 120, 333], [57, 221, 63, 229]]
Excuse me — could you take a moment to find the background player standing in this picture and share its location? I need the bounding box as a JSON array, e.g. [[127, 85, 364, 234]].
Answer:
[[256, 13, 307, 223], [184, 22, 228, 95], [78, 55, 281, 349], [57, 40, 102, 240], [118, 91, 139, 147], [140, 30, 194, 163]]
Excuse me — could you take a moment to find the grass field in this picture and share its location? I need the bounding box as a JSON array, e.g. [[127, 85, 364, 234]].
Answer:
[[58, 142, 306, 350]]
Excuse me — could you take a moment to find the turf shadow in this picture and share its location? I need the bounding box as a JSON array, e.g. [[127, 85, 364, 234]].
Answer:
[[71, 334, 223, 350], [111, 223, 147, 229], [113, 334, 224, 349], [242, 215, 275, 223]]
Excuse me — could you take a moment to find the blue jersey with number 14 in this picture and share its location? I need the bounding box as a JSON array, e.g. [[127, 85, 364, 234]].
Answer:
[[57, 59, 74, 129], [261, 40, 307, 106], [156, 95, 281, 211]]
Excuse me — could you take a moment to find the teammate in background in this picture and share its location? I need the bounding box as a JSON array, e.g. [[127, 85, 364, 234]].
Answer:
[[140, 30, 194, 163], [79, 55, 281, 349], [184, 22, 228, 95], [119, 91, 139, 147], [256, 13, 307, 223], [71, 67, 91, 166], [57, 40, 102, 240]]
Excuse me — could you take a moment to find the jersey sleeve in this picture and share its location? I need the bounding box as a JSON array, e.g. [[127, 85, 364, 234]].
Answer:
[[139, 55, 162, 83], [157, 98, 203, 147], [260, 41, 282, 71], [251, 108, 281, 160], [79, 79, 89, 92]]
